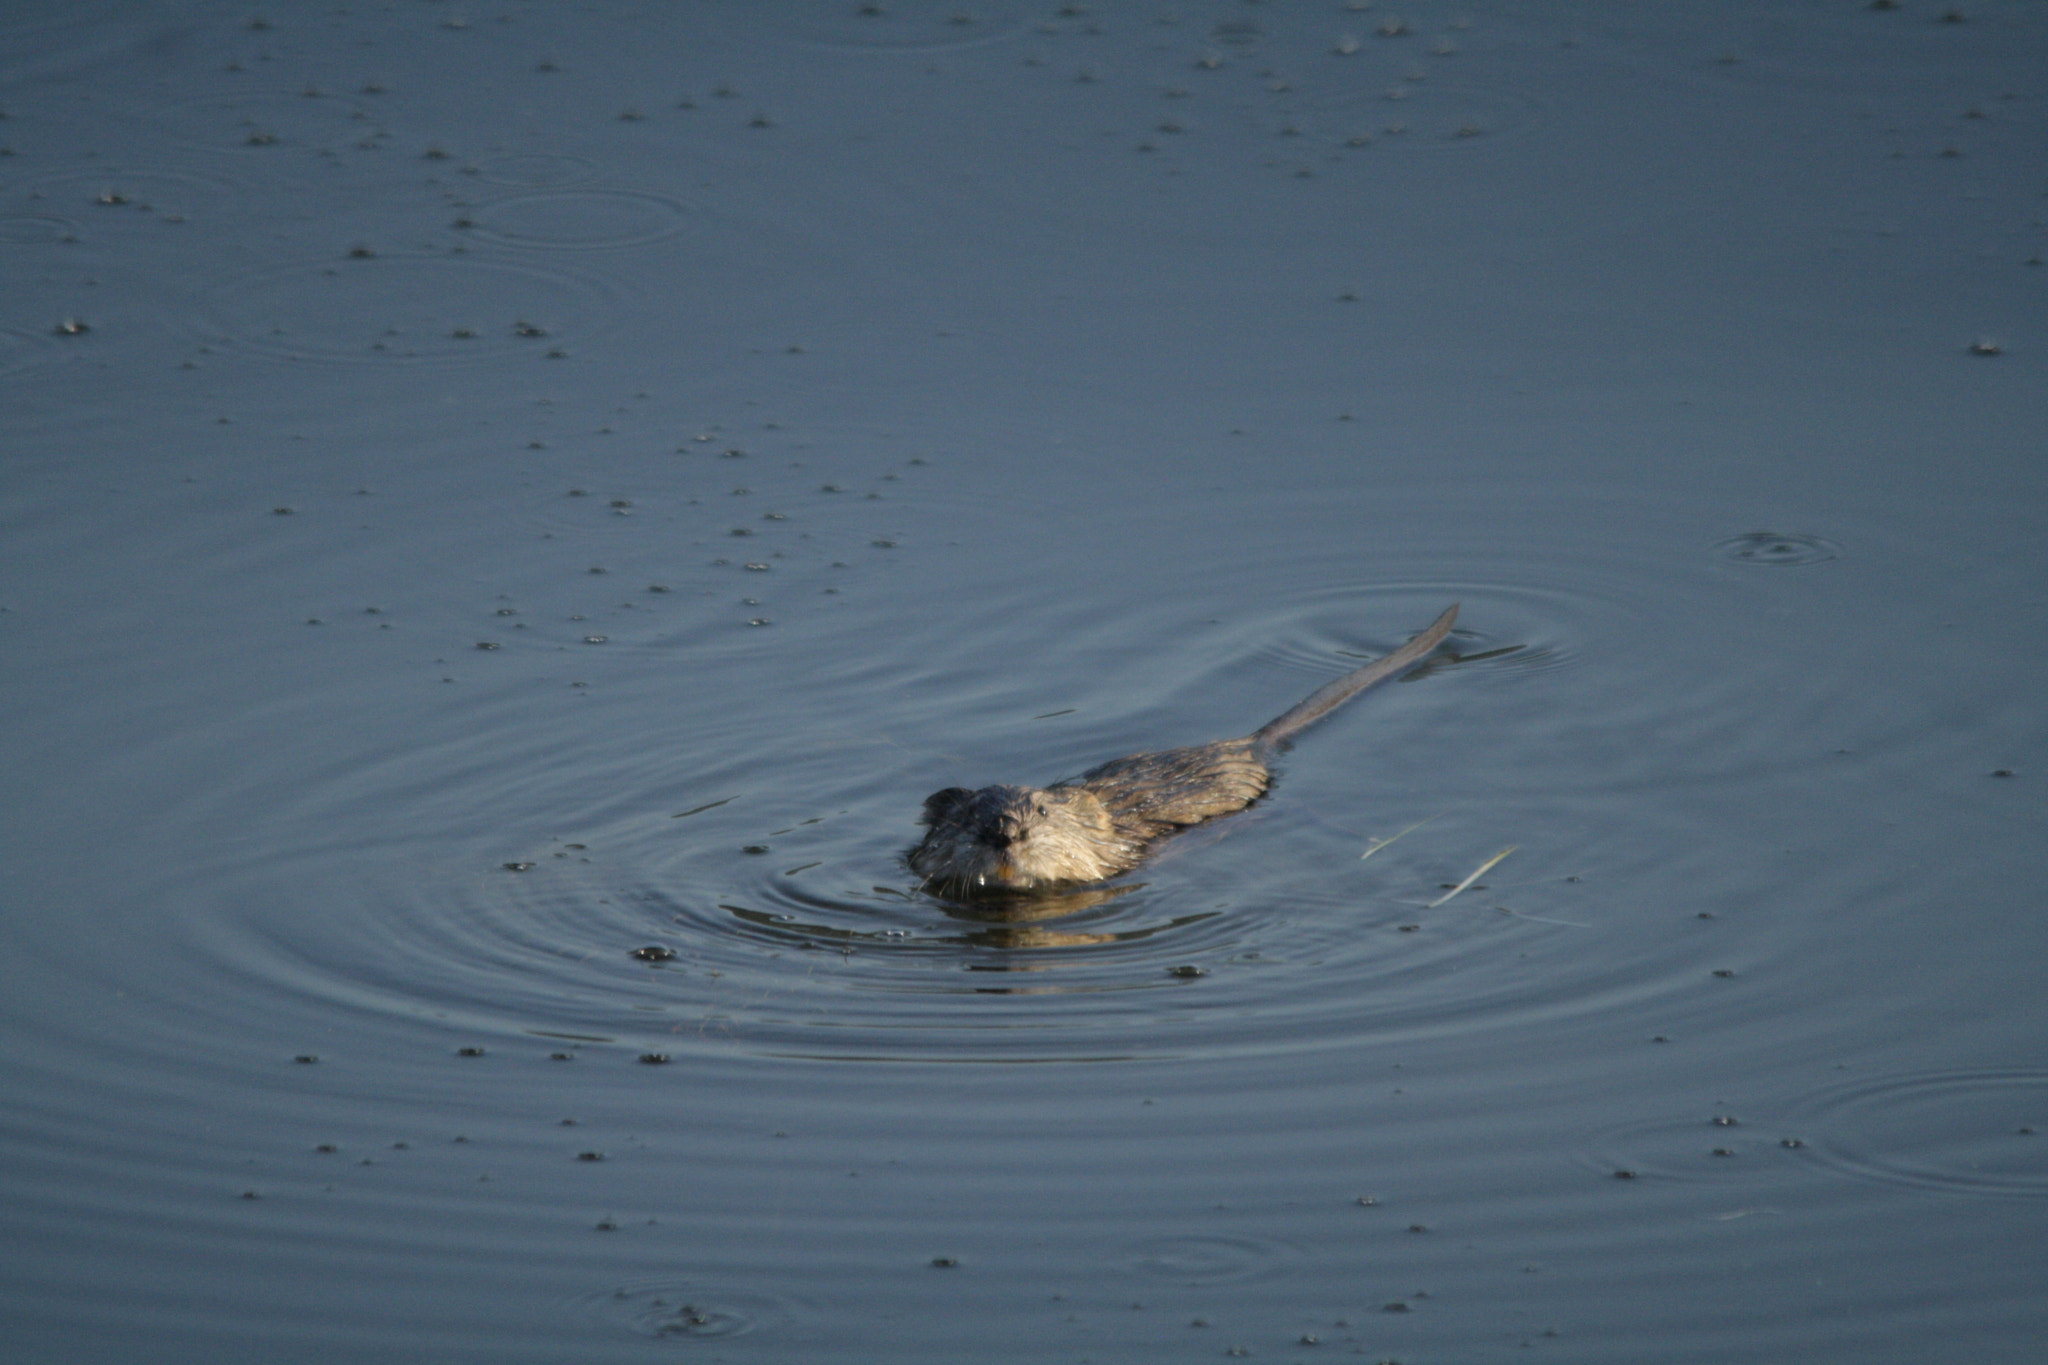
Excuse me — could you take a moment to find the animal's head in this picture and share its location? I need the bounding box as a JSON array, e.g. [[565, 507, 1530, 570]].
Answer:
[[907, 783, 1123, 894]]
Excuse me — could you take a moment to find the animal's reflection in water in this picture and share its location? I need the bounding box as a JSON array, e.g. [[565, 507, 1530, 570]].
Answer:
[[930, 883, 1139, 949], [721, 884, 1218, 966]]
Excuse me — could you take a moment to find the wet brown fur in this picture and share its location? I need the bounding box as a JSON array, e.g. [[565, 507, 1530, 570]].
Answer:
[[908, 605, 1458, 895]]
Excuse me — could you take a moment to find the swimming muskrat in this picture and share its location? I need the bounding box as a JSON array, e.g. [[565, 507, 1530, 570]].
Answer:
[[908, 604, 1459, 896]]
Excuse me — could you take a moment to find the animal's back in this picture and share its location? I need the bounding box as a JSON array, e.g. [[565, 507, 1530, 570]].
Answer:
[[1067, 739, 1269, 838]]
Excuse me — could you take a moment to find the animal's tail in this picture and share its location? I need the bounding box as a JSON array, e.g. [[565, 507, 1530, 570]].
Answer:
[[1251, 604, 1459, 750]]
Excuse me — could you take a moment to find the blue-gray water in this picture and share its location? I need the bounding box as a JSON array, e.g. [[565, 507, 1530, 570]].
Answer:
[[3, 2, 2044, 1361]]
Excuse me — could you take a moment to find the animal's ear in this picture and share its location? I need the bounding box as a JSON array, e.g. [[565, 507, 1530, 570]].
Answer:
[[921, 787, 973, 825]]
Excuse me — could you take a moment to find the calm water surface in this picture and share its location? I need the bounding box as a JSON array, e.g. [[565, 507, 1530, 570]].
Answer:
[[3, 2, 2044, 1361]]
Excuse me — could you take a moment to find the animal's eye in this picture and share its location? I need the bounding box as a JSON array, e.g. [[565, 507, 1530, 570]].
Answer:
[[1036, 805, 1048, 817]]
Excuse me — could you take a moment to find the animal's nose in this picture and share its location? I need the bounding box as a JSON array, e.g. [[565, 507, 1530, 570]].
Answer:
[[981, 826, 1012, 850]]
